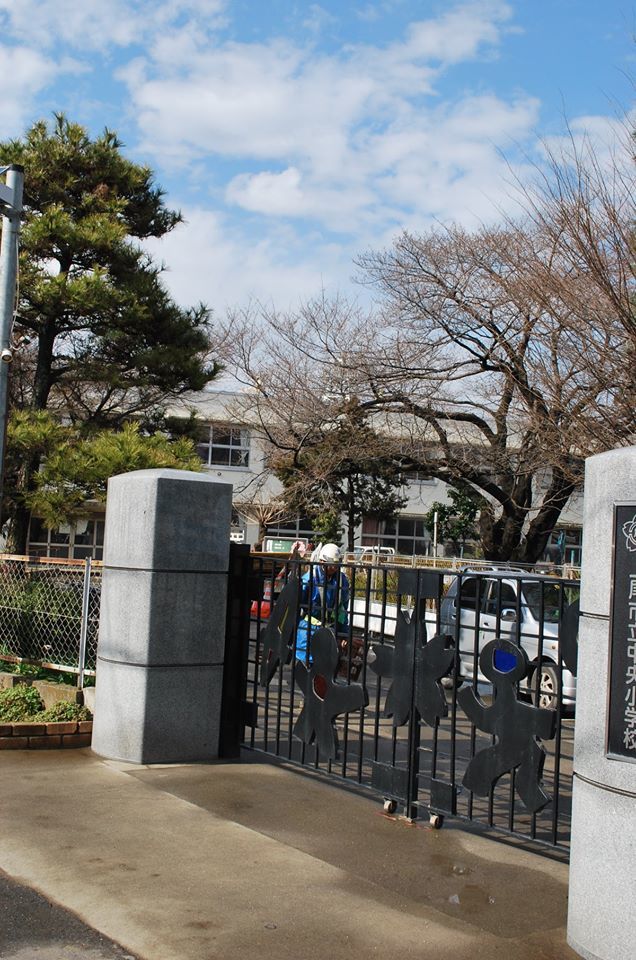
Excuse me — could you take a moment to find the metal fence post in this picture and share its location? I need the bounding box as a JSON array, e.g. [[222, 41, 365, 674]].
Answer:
[[77, 556, 92, 688], [218, 543, 256, 758], [0, 165, 24, 509]]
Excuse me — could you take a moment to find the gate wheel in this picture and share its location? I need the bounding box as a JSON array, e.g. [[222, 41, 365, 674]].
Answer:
[[383, 799, 397, 814], [429, 813, 444, 829]]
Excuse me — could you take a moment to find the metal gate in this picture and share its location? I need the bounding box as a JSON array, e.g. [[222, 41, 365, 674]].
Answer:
[[224, 546, 579, 854]]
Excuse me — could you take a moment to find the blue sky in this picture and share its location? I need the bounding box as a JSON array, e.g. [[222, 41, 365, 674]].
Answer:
[[0, 0, 633, 315]]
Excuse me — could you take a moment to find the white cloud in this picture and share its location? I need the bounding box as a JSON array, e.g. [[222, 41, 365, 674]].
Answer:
[[302, 4, 338, 35], [0, 0, 137, 49], [125, 2, 513, 162], [402, 1, 511, 64], [129, 39, 316, 161], [355, 5, 382, 23], [0, 44, 67, 130], [541, 113, 635, 174], [1, 0, 611, 315], [223, 92, 540, 234], [226, 168, 306, 217], [0, 0, 227, 52], [226, 166, 380, 234], [143, 206, 353, 313], [0, 0, 527, 237], [113, 0, 530, 241]]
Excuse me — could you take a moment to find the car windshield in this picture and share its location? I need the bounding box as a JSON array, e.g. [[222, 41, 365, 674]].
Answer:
[[521, 581, 574, 622]]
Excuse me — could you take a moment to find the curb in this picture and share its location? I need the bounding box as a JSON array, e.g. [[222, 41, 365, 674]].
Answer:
[[0, 720, 92, 749]]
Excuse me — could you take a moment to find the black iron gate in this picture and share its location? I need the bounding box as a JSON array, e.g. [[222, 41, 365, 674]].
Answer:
[[223, 546, 579, 854]]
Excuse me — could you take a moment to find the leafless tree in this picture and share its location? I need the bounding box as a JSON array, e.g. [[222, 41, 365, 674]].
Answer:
[[234, 496, 290, 547], [353, 223, 593, 561], [223, 315, 408, 550], [502, 120, 636, 441], [223, 129, 635, 563]]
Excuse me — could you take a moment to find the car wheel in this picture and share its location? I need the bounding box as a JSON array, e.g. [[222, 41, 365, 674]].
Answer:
[[532, 662, 559, 710]]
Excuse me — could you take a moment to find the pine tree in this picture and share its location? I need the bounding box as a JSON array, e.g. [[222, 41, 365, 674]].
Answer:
[[5, 411, 202, 531], [0, 115, 219, 549]]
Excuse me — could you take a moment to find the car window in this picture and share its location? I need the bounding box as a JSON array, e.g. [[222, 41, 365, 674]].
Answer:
[[456, 577, 480, 610], [484, 581, 517, 616], [521, 582, 564, 623]]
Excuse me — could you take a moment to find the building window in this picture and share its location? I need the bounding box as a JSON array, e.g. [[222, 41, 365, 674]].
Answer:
[[544, 528, 582, 566], [230, 508, 246, 543], [27, 518, 105, 560], [361, 516, 432, 556], [266, 516, 316, 541], [196, 425, 250, 469]]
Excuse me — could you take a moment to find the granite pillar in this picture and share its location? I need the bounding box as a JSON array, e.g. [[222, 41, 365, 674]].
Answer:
[[567, 446, 636, 960], [91, 469, 233, 763]]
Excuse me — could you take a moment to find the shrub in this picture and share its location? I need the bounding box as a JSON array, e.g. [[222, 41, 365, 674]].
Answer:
[[1, 661, 84, 685], [34, 701, 92, 722], [0, 684, 44, 721], [0, 687, 92, 723], [33, 700, 93, 723], [19, 663, 77, 684]]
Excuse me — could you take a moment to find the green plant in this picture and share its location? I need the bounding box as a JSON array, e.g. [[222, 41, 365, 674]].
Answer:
[[424, 488, 479, 558], [311, 508, 344, 546], [1, 115, 219, 553], [0, 574, 85, 664], [12, 662, 42, 678], [0, 684, 44, 721], [21, 664, 77, 684], [0, 659, 78, 685], [34, 701, 92, 722]]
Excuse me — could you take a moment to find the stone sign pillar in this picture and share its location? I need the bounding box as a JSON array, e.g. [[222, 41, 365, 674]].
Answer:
[[568, 446, 636, 960], [91, 468, 232, 764]]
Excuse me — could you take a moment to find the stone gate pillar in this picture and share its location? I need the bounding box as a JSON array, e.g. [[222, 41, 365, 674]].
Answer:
[[91, 468, 232, 764], [568, 446, 636, 960]]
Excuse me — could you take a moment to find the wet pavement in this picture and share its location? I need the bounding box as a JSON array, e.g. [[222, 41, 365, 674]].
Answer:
[[0, 749, 579, 960]]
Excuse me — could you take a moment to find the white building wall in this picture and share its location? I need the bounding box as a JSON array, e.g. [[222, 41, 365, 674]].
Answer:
[[167, 387, 584, 556]]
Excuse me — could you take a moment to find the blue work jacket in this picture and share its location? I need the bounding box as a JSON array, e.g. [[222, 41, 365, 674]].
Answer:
[[296, 566, 350, 662]]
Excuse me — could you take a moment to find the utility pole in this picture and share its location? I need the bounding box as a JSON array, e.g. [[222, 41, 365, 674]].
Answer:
[[0, 164, 24, 515]]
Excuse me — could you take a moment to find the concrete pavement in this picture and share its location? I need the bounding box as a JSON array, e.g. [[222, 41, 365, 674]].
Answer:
[[0, 868, 137, 959], [0, 749, 578, 960]]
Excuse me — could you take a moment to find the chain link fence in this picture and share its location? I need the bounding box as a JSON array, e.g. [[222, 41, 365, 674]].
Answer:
[[0, 555, 101, 684]]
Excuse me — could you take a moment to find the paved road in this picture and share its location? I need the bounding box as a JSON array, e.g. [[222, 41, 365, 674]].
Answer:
[[0, 750, 578, 960], [0, 869, 138, 960]]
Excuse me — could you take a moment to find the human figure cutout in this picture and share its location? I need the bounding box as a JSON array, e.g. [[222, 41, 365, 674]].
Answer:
[[457, 638, 557, 813], [293, 626, 368, 760], [259, 573, 300, 687], [370, 607, 454, 727]]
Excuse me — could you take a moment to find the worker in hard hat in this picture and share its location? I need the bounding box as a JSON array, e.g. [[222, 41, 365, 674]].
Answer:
[[295, 542, 350, 663]]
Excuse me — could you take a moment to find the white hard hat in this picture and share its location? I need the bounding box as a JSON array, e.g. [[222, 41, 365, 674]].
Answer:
[[318, 542, 342, 563]]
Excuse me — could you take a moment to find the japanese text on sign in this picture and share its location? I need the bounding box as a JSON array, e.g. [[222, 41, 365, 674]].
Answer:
[[607, 507, 636, 761]]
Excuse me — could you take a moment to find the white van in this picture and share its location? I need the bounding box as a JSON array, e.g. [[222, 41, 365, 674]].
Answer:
[[440, 571, 579, 709]]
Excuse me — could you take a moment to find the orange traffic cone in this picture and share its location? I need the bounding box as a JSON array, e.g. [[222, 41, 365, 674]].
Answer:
[[250, 577, 272, 620]]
